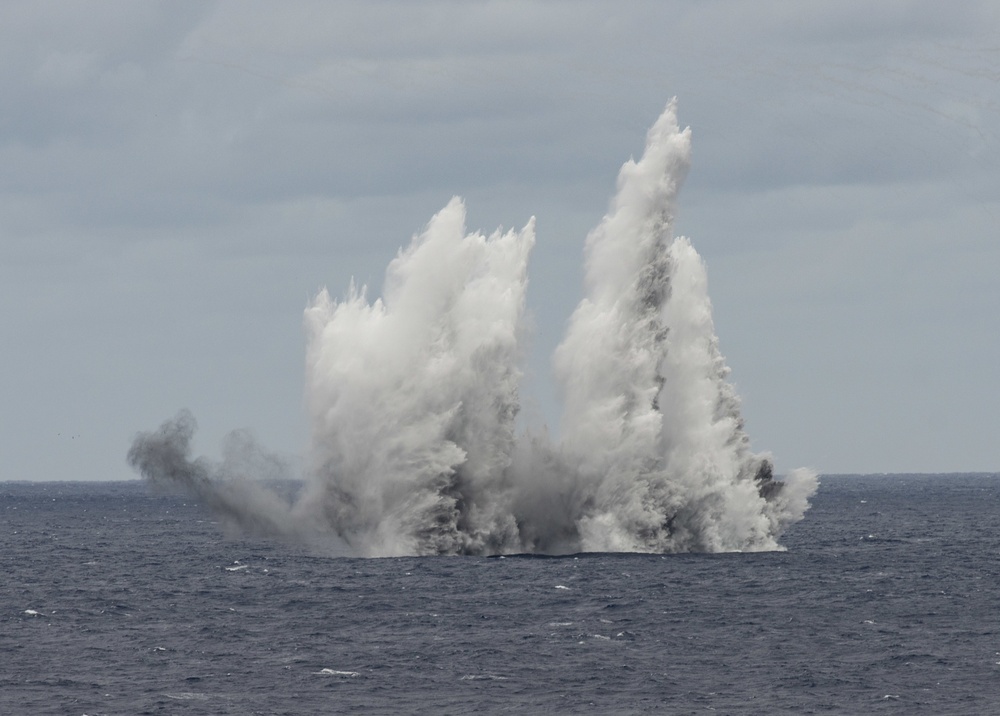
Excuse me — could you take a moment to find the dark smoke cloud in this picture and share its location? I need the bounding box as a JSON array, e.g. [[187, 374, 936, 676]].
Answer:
[[127, 410, 298, 537]]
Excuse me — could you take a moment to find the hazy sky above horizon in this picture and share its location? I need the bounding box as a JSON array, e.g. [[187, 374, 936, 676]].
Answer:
[[3, 1, 998, 480]]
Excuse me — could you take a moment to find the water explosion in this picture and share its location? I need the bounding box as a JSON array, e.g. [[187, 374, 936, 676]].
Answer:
[[128, 101, 817, 556]]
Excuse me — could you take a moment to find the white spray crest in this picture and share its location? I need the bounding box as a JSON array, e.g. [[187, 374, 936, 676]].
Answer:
[[128, 101, 817, 556]]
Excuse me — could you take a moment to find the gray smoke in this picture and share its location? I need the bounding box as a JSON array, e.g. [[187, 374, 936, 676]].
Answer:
[[127, 410, 302, 539]]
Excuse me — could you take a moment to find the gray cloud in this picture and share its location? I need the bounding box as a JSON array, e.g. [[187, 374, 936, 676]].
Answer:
[[1, 1, 998, 482]]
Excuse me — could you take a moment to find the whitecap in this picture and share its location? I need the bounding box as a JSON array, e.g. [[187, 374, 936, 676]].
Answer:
[[314, 669, 360, 677], [164, 692, 209, 700], [554, 585, 570, 590]]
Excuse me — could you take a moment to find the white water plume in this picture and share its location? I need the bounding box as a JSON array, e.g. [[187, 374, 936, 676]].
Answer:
[[301, 198, 534, 556], [128, 100, 817, 556]]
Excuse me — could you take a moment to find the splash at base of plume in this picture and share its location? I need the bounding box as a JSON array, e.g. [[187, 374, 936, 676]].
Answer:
[[128, 100, 817, 556]]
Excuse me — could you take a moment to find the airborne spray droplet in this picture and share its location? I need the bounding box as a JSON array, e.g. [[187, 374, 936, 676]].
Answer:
[[128, 100, 818, 556]]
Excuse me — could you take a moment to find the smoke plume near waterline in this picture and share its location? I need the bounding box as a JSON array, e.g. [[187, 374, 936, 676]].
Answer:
[[128, 100, 818, 556]]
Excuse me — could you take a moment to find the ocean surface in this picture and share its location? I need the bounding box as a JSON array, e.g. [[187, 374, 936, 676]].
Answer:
[[2, 474, 999, 715]]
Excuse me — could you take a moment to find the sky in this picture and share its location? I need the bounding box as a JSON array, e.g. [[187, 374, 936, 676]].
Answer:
[[2, 1, 998, 481]]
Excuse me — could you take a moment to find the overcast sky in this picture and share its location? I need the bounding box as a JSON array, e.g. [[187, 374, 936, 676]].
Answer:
[[2, 1, 998, 481]]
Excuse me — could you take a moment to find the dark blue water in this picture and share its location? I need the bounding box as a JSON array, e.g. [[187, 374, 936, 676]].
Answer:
[[3, 475, 999, 715]]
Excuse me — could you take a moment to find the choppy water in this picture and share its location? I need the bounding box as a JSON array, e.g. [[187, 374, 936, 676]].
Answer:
[[3, 474, 999, 715]]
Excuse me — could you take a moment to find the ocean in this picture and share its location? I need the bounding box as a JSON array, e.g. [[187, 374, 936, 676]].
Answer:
[[2, 473, 998, 715]]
